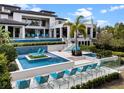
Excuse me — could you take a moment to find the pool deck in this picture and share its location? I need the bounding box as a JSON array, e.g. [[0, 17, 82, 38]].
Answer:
[[51, 51, 96, 66]]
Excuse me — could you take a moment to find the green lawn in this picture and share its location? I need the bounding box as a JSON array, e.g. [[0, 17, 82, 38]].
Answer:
[[29, 55, 48, 59]]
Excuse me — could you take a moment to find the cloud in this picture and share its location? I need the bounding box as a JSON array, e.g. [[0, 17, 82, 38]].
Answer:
[[15, 4, 41, 11], [65, 17, 72, 22], [101, 9, 107, 13], [100, 5, 124, 14], [15, 4, 30, 10], [74, 8, 93, 17], [97, 20, 109, 27], [31, 7, 41, 12]]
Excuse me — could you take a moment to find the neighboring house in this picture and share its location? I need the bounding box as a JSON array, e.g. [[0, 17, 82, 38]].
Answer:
[[0, 4, 96, 46]]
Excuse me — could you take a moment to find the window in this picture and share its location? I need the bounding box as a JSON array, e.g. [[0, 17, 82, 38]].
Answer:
[[93, 28, 96, 38], [87, 27, 91, 35], [42, 20, 46, 26], [58, 21, 62, 24]]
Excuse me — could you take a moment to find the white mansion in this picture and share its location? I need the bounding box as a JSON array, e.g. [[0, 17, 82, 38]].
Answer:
[[0, 4, 96, 46]]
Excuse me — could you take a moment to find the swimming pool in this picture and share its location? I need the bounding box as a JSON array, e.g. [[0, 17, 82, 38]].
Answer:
[[12, 38, 62, 43], [83, 53, 96, 57], [17, 53, 69, 70]]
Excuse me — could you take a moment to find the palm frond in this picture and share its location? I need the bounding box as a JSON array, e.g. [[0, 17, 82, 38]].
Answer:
[[75, 15, 84, 25], [63, 21, 73, 27]]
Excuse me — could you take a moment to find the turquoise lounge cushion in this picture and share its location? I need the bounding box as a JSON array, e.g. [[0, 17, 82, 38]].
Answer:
[[35, 75, 49, 84], [16, 79, 30, 89]]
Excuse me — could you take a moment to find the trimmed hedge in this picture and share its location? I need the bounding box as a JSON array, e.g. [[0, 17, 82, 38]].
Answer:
[[13, 41, 65, 47], [112, 51, 124, 57], [71, 72, 120, 89], [96, 50, 112, 58]]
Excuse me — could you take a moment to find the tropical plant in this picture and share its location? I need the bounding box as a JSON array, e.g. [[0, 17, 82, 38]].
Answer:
[[0, 54, 12, 89], [0, 44, 17, 64], [0, 26, 10, 44], [64, 15, 87, 55]]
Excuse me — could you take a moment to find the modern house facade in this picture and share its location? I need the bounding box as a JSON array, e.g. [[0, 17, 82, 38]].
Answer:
[[0, 4, 96, 46]]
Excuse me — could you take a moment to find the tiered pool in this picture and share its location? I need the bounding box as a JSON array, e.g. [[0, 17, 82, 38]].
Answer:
[[17, 53, 69, 70]]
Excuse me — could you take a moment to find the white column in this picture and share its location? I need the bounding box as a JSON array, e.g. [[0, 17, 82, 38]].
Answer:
[[43, 29, 45, 38], [13, 28, 15, 38], [20, 26, 25, 39], [35, 29, 39, 38], [60, 28, 62, 38], [49, 29, 52, 38], [54, 28, 56, 38], [5, 25, 8, 31], [90, 25, 93, 38], [67, 26, 70, 39]]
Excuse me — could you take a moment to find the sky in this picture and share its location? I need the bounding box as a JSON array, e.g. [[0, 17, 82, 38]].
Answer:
[[13, 4, 124, 27]]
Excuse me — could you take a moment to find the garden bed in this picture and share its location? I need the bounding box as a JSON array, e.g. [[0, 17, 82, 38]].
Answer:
[[26, 54, 51, 60]]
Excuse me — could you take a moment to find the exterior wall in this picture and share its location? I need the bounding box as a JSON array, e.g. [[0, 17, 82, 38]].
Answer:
[[13, 12, 22, 21], [15, 44, 66, 55], [0, 14, 8, 19], [16, 45, 48, 55], [47, 44, 66, 51]]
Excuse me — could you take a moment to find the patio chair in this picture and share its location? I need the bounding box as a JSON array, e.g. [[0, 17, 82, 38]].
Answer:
[[95, 62, 106, 76], [86, 63, 98, 77], [30, 48, 45, 57], [34, 75, 53, 89], [16, 79, 31, 89], [77, 65, 91, 82], [64, 68, 78, 86], [27, 34, 30, 37], [31, 34, 35, 37], [50, 71, 69, 88]]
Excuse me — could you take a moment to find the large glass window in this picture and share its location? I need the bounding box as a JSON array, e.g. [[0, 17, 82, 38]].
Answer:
[[93, 28, 96, 38], [42, 20, 46, 26], [87, 27, 91, 35]]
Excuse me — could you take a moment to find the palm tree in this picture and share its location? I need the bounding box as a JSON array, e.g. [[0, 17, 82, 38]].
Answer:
[[64, 15, 87, 55], [0, 26, 10, 44]]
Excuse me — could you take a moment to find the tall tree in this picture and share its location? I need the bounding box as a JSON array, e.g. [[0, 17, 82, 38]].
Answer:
[[64, 15, 87, 51]]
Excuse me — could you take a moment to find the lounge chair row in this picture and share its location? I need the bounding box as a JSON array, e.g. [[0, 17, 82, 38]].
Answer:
[[15, 62, 105, 89]]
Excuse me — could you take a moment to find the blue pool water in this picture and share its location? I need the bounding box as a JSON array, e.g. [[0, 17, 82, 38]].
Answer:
[[12, 38, 62, 43], [83, 53, 96, 57], [17, 53, 69, 70]]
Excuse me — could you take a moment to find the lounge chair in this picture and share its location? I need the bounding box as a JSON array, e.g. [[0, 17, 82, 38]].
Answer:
[[64, 68, 78, 86], [16, 79, 30, 89], [30, 48, 45, 57], [50, 71, 69, 88], [77, 65, 91, 82], [34, 75, 53, 89]]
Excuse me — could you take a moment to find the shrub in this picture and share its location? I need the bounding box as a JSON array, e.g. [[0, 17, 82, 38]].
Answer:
[[71, 72, 120, 89], [0, 54, 12, 89], [8, 62, 18, 72], [13, 42, 65, 47], [96, 50, 112, 58], [0, 44, 17, 63], [112, 51, 124, 57]]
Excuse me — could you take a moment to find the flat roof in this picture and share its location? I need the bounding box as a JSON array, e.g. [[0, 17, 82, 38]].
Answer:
[[0, 4, 20, 9], [56, 17, 67, 21], [12, 10, 57, 17], [0, 19, 27, 26]]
